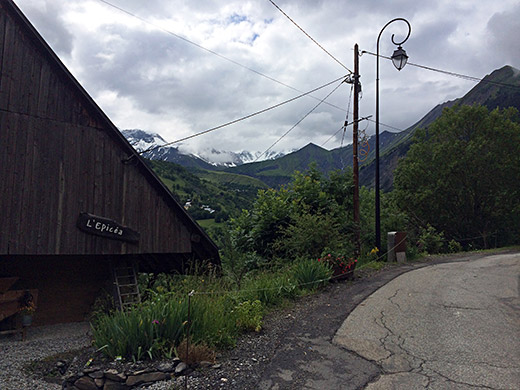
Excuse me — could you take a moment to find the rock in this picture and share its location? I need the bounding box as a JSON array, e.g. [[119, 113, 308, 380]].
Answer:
[[103, 379, 128, 390], [212, 364, 222, 369], [94, 378, 105, 387], [104, 369, 126, 382], [157, 362, 176, 372], [174, 362, 188, 376], [74, 376, 99, 390], [57, 360, 68, 375], [199, 361, 213, 368], [87, 370, 104, 379], [83, 366, 101, 374], [132, 368, 152, 375], [126, 372, 169, 387]]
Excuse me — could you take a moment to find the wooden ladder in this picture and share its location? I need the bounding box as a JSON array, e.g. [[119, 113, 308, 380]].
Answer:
[[113, 261, 141, 311]]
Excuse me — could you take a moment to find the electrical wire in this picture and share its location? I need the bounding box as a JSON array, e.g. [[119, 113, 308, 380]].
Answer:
[[267, 0, 352, 73], [361, 50, 520, 90], [96, 0, 349, 114], [339, 83, 353, 169], [254, 76, 347, 162], [139, 75, 349, 155]]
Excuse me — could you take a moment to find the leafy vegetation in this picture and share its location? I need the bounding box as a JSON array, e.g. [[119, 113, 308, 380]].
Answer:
[[93, 97, 520, 364], [231, 164, 356, 261], [394, 105, 520, 249]]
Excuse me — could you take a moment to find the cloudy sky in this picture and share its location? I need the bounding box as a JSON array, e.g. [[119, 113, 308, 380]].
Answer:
[[12, 0, 520, 159]]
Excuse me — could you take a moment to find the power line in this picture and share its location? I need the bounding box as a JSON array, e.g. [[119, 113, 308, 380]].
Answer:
[[139, 75, 349, 155], [267, 0, 352, 73], [255, 77, 347, 162], [361, 50, 520, 90], [96, 0, 348, 113]]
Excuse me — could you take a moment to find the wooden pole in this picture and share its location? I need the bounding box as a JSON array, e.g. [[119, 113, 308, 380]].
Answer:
[[353, 44, 361, 257]]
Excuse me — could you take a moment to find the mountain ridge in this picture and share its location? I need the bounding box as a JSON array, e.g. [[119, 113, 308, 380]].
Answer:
[[123, 65, 520, 190]]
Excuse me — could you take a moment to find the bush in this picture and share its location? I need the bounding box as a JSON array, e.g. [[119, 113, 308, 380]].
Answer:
[[176, 339, 216, 365], [447, 239, 463, 253], [92, 292, 237, 361], [292, 258, 332, 291], [233, 300, 263, 332], [240, 272, 297, 306], [418, 224, 445, 254]]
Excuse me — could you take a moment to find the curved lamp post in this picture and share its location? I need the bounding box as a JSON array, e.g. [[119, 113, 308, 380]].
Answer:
[[375, 18, 411, 252]]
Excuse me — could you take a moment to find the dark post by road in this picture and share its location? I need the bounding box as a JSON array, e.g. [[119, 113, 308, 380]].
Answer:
[[353, 44, 360, 256]]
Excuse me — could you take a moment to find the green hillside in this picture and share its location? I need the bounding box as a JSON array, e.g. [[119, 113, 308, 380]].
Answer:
[[147, 160, 264, 221]]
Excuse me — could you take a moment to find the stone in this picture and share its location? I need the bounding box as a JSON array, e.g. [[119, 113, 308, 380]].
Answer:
[[57, 360, 68, 375], [94, 378, 105, 387], [83, 366, 101, 374], [87, 370, 104, 379], [104, 369, 126, 382], [396, 251, 407, 263], [174, 362, 188, 376], [126, 372, 169, 387], [103, 379, 129, 390], [74, 376, 99, 390], [212, 364, 222, 369], [132, 368, 152, 375], [199, 361, 213, 368], [157, 362, 176, 372]]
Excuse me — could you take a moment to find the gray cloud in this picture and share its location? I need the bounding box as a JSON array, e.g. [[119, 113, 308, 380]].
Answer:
[[12, 0, 520, 154], [18, 0, 74, 56]]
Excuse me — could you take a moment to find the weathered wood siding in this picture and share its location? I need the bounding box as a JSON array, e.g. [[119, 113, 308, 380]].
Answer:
[[1, 255, 111, 325], [0, 1, 203, 257]]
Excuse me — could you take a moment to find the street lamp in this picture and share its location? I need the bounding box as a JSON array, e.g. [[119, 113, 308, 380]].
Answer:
[[375, 18, 411, 252]]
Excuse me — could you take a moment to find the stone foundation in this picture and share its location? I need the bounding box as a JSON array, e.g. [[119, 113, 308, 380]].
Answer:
[[62, 358, 194, 390]]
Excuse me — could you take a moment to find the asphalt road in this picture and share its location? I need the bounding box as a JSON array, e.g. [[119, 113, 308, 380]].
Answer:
[[334, 252, 520, 389]]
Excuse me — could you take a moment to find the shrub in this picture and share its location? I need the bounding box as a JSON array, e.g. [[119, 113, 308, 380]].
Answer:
[[233, 300, 263, 332], [92, 292, 237, 361], [176, 339, 216, 365], [447, 239, 463, 253], [292, 258, 332, 291], [240, 272, 297, 306], [418, 224, 445, 254], [318, 251, 357, 278]]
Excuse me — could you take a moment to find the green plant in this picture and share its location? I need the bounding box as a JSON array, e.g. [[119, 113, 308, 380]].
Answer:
[[358, 261, 386, 271], [418, 224, 445, 254], [447, 239, 463, 253], [319, 248, 358, 274], [240, 272, 297, 306], [91, 291, 237, 361], [233, 300, 263, 332], [292, 258, 332, 291]]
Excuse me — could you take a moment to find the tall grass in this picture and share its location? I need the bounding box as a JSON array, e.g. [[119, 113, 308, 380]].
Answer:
[[291, 259, 332, 291], [92, 259, 334, 362], [92, 292, 236, 361]]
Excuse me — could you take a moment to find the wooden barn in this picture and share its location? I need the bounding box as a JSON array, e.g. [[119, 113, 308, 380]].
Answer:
[[0, 0, 219, 327]]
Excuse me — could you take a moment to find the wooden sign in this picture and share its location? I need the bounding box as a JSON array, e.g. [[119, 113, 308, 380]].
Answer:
[[76, 213, 140, 243]]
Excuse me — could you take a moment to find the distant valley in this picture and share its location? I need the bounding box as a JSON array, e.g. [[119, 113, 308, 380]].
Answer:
[[122, 65, 520, 220]]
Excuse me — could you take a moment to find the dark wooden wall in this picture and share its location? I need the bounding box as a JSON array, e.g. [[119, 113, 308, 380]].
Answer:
[[1, 255, 111, 325], [0, 1, 210, 258]]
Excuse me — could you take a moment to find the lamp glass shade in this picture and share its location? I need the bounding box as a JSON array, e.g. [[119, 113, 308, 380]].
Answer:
[[391, 46, 408, 70]]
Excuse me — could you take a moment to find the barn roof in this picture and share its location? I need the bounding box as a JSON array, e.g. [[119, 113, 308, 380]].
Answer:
[[0, 0, 219, 265]]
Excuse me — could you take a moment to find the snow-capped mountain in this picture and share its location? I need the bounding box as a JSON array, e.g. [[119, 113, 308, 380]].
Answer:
[[121, 129, 285, 168], [192, 148, 286, 167]]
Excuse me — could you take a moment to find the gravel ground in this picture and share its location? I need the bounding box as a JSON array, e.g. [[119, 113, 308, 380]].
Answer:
[[0, 322, 91, 390]]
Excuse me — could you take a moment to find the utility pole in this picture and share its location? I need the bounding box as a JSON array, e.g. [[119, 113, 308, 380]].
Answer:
[[353, 44, 361, 257]]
